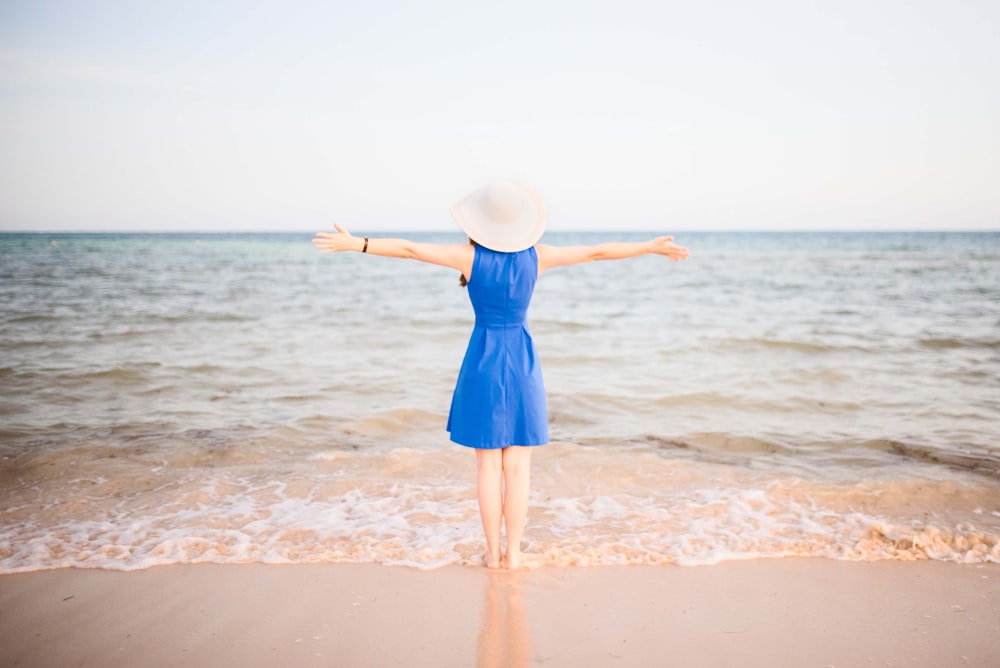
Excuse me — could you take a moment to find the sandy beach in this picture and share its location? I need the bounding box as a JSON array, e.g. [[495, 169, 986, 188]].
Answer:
[[1, 559, 997, 667]]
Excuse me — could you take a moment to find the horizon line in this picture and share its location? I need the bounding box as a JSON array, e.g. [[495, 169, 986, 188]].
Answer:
[[2, 227, 998, 235]]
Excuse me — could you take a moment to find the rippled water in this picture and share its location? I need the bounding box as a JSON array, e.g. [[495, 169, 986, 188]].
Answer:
[[1, 231, 998, 571]]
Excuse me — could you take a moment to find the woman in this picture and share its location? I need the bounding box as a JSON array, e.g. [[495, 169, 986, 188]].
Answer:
[[313, 181, 690, 569]]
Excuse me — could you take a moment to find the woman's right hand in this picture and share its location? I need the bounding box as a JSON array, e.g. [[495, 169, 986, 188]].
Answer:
[[649, 236, 691, 261], [312, 224, 357, 254]]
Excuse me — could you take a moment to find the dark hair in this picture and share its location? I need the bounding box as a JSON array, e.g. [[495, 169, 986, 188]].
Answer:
[[459, 238, 478, 287]]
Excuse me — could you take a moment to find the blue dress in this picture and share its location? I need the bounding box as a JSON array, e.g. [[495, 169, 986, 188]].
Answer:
[[447, 245, 549, 449]]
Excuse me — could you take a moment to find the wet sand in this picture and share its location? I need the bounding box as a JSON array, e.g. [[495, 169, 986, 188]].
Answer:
[[1, 559, 997, 667]]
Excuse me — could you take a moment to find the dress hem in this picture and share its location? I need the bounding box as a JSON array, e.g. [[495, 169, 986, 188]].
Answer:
[[449, 438, 548, 450]]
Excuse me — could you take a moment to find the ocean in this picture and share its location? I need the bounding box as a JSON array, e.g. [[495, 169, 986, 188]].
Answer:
[[1, 230, 998, 571]]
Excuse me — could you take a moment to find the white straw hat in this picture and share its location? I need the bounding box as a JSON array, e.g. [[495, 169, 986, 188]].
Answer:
[[450, 181, 546, 252]]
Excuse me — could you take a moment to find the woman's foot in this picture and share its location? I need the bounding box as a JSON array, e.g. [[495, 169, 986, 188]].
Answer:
[[484, 553, 502, 569], [504, 550, 522, 570]]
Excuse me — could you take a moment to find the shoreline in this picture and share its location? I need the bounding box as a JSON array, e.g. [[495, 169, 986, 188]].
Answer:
[[2, 559, 997, 667]]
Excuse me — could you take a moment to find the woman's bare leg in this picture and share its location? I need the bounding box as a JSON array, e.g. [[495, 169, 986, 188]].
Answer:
[[476, 449, 504, 568], [501, 446, 533, 569]]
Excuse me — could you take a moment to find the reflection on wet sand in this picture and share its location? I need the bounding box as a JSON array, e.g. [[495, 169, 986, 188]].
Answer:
[[476, 571, 532, 668]]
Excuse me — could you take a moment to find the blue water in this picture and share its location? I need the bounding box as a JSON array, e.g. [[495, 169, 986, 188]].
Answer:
[[0, 231, 997, 570]]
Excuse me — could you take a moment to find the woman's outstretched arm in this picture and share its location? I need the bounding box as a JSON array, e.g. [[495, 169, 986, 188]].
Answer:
[[536, 236, 690, 273], [313, 224, 474, 276]]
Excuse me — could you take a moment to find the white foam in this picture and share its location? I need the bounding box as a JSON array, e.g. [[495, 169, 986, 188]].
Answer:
[[1, 447, 998, 573]]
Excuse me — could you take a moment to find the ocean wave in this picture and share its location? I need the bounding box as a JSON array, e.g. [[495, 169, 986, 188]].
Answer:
[[1, 446, 997, 573], [2, 314, 65, 325], [716, 337, 851, 354], [341, 408, 444, 438], [633, 434, 1000, 478], [531, 319, 598, 333], [852, 439, 1000, 478], [917, 337, 1000, 350], [47, 364, 164, 388], [639, 432, 794, 457], [1, 483, 995, 573], [651, 392, 861, 414]]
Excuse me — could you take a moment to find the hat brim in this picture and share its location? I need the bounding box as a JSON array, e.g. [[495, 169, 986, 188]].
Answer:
[[450, 182, 546, 253]]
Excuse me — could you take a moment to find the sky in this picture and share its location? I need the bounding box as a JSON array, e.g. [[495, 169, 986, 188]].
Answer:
[[0, 0, 998, 232]]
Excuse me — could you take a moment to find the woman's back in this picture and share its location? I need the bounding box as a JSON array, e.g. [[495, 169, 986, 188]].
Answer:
[[448, 245, 548, 449], [467, 246, 538, 329]]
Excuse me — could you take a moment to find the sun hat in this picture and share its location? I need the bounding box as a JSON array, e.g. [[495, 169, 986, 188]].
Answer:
[[450, 180, 546, 252]]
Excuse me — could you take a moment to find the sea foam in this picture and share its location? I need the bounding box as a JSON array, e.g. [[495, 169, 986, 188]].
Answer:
[[1, 443, 997, 573]]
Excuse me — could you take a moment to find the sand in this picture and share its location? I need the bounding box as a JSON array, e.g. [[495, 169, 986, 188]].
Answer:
[[1, 559, 997, 667]]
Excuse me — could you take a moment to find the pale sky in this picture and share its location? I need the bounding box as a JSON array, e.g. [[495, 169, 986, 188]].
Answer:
[[1, 0, 998, 232]]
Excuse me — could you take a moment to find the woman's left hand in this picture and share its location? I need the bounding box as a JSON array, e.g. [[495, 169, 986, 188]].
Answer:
[[312, 224, 356, 253]]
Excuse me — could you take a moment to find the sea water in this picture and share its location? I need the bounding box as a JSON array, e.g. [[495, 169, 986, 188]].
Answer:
[[0, 231, 997, 571]]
